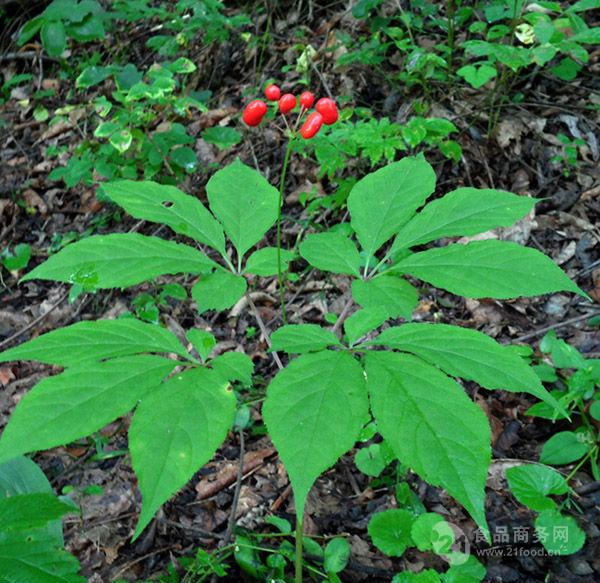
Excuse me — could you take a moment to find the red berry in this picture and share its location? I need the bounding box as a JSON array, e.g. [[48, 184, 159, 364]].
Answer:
[[315, 97, 339, 125], [242, 100, 267, 126], [300, 112, 324, 139], [278, 93, 297, 114], [299, 91, 314, 110], [265, 84, 281, 101]]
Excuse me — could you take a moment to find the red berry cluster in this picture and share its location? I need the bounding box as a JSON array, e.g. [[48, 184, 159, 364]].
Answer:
[[242, 83, 339, 139]]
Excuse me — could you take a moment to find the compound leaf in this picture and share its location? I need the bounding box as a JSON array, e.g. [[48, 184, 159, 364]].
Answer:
[[130, 368, 235, 538], [101, 181, 226, 254], [22, 234, 216, 289], [392, 240, 584, 299], [262, 351, 369, 517], [366, 351, 491, 538]]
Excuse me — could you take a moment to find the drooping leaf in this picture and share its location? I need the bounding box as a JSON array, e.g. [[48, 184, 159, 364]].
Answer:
[[0, 356, 176, 464], [347, 157, 436, 260], [206, 160, 279, 259], [299, 232, 361, 277], [262, 351, 369, 517], [367, 323, 564, 413], [191, 271, 247, 313], [130, 368, 236, 538], [391, 188, 536, 252], [391, 240, 584, 299], [352, 276, 418, 320], [22, 234, 217, 289], [368, 509, 414, 557], [366, 351, 491, 538], [506, 464, 569, 512], [270, 324, 341, 354], [101, 181, 226, 254], [0, 319, 190, 366], [244, 247, 296, 276]]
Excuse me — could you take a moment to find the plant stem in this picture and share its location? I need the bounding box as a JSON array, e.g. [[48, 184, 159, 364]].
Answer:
[[277, 139, 293, 324], [295, 515, 303, 583], [566, 446, 597, 483], [446, 0, 455, 75]]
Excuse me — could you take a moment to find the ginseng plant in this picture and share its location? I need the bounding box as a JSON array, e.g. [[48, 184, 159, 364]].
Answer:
[[0, 82, 587, 582]]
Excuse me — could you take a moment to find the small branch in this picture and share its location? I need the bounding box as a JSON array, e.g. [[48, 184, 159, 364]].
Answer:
[[332, 296, 354, 339], [223, 430, 245, 545], [513, 312, 596, 343], [246, 293, 284, 370], [310, 59, 333, 100]]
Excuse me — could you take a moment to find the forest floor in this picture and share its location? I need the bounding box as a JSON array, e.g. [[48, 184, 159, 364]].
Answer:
[[1, 2, 600, 582]]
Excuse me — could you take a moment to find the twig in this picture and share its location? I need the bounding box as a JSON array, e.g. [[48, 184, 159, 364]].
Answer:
[[310, 59, 333, 100], [514, 312, 596, 343], [0, 51, 57, 63], [0, 289, 69, 350], [332, 296, 354, 339], [246, 292, 284, 370]]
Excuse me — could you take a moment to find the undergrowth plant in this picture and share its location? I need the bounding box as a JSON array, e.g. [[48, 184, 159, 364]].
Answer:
[[0, 94, 587, 580]]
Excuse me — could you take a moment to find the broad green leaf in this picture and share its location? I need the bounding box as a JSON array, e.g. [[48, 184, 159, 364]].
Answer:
[[101, 181, 226, 254], [324, 538, 350, 574], [210, 352, 254, 386], [366, 351, 491, 537], [0, 531, 84, 583], [130, 368, 235, 537], [270, 324, 341, 354], [186, 329, 216, 362], [391, 188, 536, 252], [506, 464, 569, 512], [540, 330, 587, 369], [206, 160, 279, 258], [0, 319, 189, 366], [344, 308, 388, 345], [535, 510, 585, 555], [41, 20, 66, 57], [393, 570, 441, 583], [354, 443, 394, 477], [262, 351, 369, 517], [368, 323, 564, 413], [442, 555, 486, 583], [391, 240, 584, 299], [191, 271, 247, 312], [368, 509, 414, 557], [456, 63, 497, 88], [0, 356, 176, 464], [202, 127, 242, 150], [411, 513, 454, 554], [540, 431, 588, 465], [352, 276, 418, 320], [347, 157, 436, 259], [22, 234, 217, 289], [299, 232, 361, 277], [0, 493, 76, 532], [244, 247, 295, 276]]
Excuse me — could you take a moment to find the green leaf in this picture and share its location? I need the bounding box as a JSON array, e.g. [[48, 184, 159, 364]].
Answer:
[[186, 329, 216, 362], [410, 513, 454, 554], [270, 324, 341, 354], [101, 181, 226, 254], [540, 431, 589, 465], [391, 188, 536, 252], [347, 157, 436, 260], [191, 271, 247, 312], [442, 555, 486, 583], [130, 368, 236, 538], [456, 64, 497, 88], [535, 510, 585, 555], [344, 308, 388, 345], [540, 330, 587, 369], [170, 147, 198, 173], [324, 538, 350, 574], [244, 247, 295, 276], [0, 493, 76, 532], [368, 509, 414, 557], [0, 531, 84, 583], [506, 464, 569, 512], [75, 65, 112, 89], [109, 129, 132, 153], [354, 443, 394, 477], [207, 160, 279, 259], [0, 356, 176, 464], [22, 234, 217, 289], [0, 318, 189, 366], [262, 351, 369, 517], [210, 352, 254, 386], [392, 240, 585, 299], [2, 243, 31, 271], [366, 351, 491, 537], [394, 570, 441, 583], [202, 127, 242, 150], [352, 276, 418, 320], [368, 323, 564, 414], [299, 232, 361, 277], [40, 20, 66, 57]]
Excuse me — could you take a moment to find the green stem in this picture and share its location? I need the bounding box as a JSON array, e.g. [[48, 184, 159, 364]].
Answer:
[[295, 515, 303, 583], [565, 446, 597, 483], [447, 0, 455, 75], [277, 139, 294, 324]]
